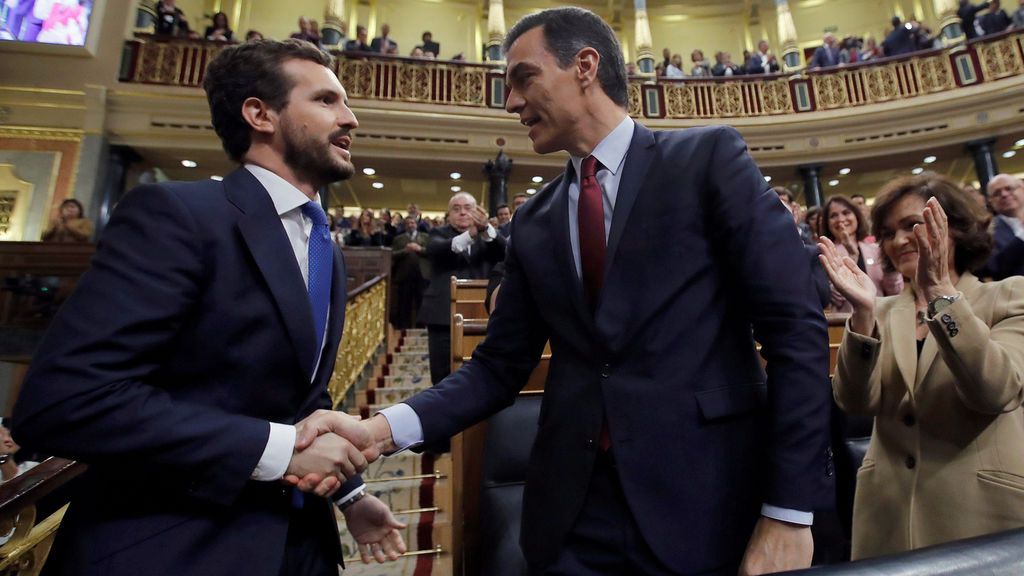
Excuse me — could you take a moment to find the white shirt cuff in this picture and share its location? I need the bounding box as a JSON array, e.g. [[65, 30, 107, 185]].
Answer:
[[482, 224, 497, 242], [451, 230, 473, 254], [761, 504, 813, 526], [251, 422, 295, 481], [334, 483, 366, 507], [377, 403, 424, 454]]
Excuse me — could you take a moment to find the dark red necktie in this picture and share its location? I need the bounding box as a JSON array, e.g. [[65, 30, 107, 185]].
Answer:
[[579, 156, 612, 451], [578, 156, 605, 311]]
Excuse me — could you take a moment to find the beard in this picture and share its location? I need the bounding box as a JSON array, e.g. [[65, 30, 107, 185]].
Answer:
[[281, 118, 354, 188]]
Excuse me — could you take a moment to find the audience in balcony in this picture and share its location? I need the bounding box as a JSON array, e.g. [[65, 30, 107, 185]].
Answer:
[[0, 422, 37, 483], [860, 36, 883, 60], [346, 208, 386, 247], [290, 16, 320, 46], [418, 31, 439, 57], [882, 16, 916, 57], [345, 25, 371, 52], [825, 173, 1024, 560], [981, 0, 1013, 34], [809, 33, 841, 68], [1014, 0, 1024, 27], [154, 0, 192, 37], [244, 29, 263, 42], [41, 199, 92, 243], [661, 47, 671, 70], [665, 53, 684, 78], [711, 51, 742, 76], [839, 36, 863, 63], [689, 49, 712, 76], [822, 195, 903, 311], [371, 23, 397, 54], [204, 12, 232, 42], [960, 0, 992, 39], [982, 174, 1024, 280], [744, 40, 780, 74]]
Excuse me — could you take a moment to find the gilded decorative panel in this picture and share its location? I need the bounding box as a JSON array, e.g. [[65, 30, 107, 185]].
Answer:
[[450, 69, 485, 106], [713, 83, 744, 116], [916, 55, 955, 93], [396, 65, 432, 102], [864, 66, 899, 102], [761, 80, 792, 114], [627, 82, 642, 117], [977, 37, 1024, 81], [813, 75, 849, 109], [664, 84, 696, 117]]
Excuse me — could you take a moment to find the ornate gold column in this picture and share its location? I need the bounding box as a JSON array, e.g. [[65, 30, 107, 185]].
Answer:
[[633, 0, 655, 75], [485, 0, 506, 62], [775, 0, 801, 70], [932, 0, 965, 45], [322, 0, 346, 49]]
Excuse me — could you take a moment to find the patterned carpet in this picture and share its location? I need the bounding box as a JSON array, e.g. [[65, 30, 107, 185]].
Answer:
[[338, 330, 449, 575]]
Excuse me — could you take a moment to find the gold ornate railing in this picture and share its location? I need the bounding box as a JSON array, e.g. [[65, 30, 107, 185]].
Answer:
[[119, 29, 1024, 119], [329, 274, 388, 408]]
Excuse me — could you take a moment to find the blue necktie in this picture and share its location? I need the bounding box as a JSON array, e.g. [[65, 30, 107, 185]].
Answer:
[[300, 202, 333, 368]]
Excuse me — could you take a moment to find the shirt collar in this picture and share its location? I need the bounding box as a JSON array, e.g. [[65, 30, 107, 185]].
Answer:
[[244, 164, 318, 216], [570, 115, 635, 179]]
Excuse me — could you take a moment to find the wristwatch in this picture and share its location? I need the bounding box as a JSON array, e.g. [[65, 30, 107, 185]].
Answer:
[[337, 487, 367, 511], [927, 293, 961, 318]]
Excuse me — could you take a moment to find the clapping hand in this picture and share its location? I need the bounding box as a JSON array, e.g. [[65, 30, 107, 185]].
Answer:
[[818, 236, 876, 335], [914, 198, 957, 302]]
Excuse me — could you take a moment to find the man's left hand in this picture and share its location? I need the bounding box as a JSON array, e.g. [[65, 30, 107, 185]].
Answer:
[[343, 493, 408, 563], [738, 517, 812, 576]]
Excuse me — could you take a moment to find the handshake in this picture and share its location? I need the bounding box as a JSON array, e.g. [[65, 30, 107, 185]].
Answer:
[[282, 409, 395, 497]]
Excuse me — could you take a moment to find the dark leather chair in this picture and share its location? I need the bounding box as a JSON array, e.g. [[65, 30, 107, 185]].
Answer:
[[786, 528, 1024, 574], [477, 394, 542, 576]]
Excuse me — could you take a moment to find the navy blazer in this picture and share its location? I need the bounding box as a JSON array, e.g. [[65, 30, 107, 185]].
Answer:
[[809, 45, 840, 68], [417, 224, 506, 326], [984, 216, 1024, 280], [403, 124, 833, 572], [13, 168, 353, 576]]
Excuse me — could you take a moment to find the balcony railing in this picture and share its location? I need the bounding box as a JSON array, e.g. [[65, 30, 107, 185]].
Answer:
[[119, 29, 1024, 119]]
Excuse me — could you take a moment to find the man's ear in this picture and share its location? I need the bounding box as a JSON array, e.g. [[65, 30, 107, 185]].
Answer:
[[576, 47, 601, 88], [241, 97, 277, 136]]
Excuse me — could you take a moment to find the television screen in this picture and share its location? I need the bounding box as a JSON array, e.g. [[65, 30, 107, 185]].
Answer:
[[1, 0, 93, 46]]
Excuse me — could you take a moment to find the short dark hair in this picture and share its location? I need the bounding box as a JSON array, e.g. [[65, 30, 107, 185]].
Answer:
[[851, 194, 866, 200], [496, 203, 510, 211], [501, 7, 628, 108], [871, 173, 992, 274], [822, 195, 869, 242], [772, 186, 793, 204], [203, 39, 334, 162], [60, 198, 85, 217]]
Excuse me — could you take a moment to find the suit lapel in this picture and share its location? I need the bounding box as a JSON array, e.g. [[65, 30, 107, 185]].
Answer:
[[888, 289, 918, 398], [226, 168, 317, 383], [915, 273, 982, 389], [606, 123, 656, 279], [550, 166, 596, 333]]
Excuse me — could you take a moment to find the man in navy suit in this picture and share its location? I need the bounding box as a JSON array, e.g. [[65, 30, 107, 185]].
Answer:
[[809, 33, 841, 68], [984, 173, 1024, 280], [882, 16, 917, 57], [356, 7, 832, 575], [12, 39, 404, 575]]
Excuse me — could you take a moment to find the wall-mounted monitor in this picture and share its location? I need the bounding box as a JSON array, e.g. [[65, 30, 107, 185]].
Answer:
[[1, 0, 94, 47]]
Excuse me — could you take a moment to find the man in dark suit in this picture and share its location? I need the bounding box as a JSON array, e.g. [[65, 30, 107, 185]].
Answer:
[[882, 16, 916, 57], [418, 31, 440, 57], [418, 192, 506, 384], [980, 0, 1012, 34], [744, 39, 780, 74], [358, 7, 832, 575], [370, 23, 397, 54], [959, 0, 992, 39], [344, 25, 371, 52], [390, 216, 430, 328], [12, 39, 405, 576], [984, 174, 1024, 279], [809, 33, 841, 68]]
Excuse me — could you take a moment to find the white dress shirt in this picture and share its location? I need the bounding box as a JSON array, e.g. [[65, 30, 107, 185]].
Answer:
[[379, 117, 812, 525]]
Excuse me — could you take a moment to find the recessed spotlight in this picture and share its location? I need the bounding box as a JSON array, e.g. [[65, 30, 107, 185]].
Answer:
[[210, 175, 223, 181], [450, 172, 462, 180], [372, 182, 384, 189], [450, 185, 461, 192], [923, 155, 937, 164], [1016, 139, 1024, 147], [1003, 150, 1017, 159], [181, 160, 197, 168], [764, 176, 772, 183], [912, 167, 924, 175], [362, 167, 376, 176], [839, 168, 851, 175], [532, 176, 543, 183], [828, 179, 839, 187], [526, 188, 537, 195]]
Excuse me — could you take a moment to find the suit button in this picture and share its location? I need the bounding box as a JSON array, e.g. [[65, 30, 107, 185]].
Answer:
[[600, 363, 611, 378], [941, 314, 953, 325], [905, 456, 916, 469], [903, 413, 916, 427], [585, 439, 596, 450]]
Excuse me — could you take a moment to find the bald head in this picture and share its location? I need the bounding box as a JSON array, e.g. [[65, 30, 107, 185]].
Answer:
[[988, 174, 1024, 218]]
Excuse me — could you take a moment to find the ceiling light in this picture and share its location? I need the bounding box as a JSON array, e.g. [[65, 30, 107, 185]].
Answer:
[[923, 155, 937, 164], [912, 167, 924, 175], [828, 179, 839, 187], [526, 188, 537, 195], [838, 168, 851, 175], [450, 185, 461, 192], [532, 176, 543, 183], [764, 176, 772, 183], [181, 160, 197, 168], [1003, 150, 1017, 159], [372, 182, 384, 189], [210, 175, 223, 181], [362, 167, 376, 176], [1015, 139, 1024, 147], [450, 172, 462, 180]]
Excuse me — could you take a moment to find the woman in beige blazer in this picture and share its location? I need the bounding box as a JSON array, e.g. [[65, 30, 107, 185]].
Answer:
[[820, 173, 1024, 560]]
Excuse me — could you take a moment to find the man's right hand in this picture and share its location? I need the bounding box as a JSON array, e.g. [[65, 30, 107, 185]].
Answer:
[[285, 432, 368, 493]]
